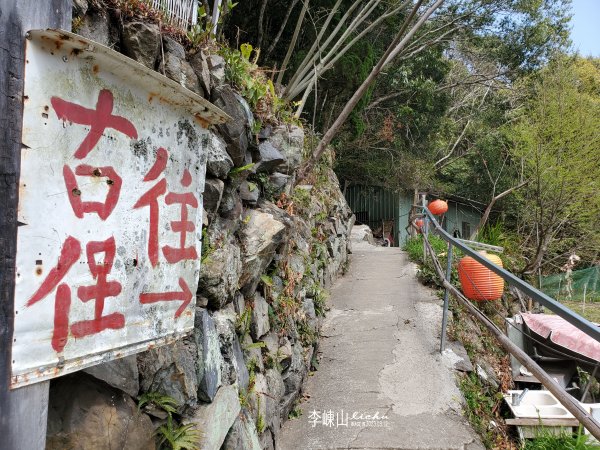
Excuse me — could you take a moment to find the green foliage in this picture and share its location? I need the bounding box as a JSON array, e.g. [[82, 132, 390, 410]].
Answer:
[[403, 235, 447, 264], [339, 42, 375, 138], [475, 222, 505, 247], [288, 403, 303, 419], [246, 356, 260, 374], [186, 24, 211, 48], [244, 341, 266, 351], [157, 419, 200, 450], [297, 319, 318, 347], [512, 56, 600, 272], [310, 241, 328, 271], [264, 350, 283, 372], [248, 172, 279, 202], [235, 307, 252, 338], [267, 304, 282, 333], [256, 412, 266, 433], [238, 388, 249, 408], [314, 211, 327, 223], [291, 186, 312, 210], [524, 426, 599, 450], [220, 45, 297, 124], [200, 227, 215, 264], [403, 235, 462, 287], [469, 0, 571, 75], [260, 274, 273, 287], [138, 392, 200, 450], [312, 285, 329, 318], [459, 372, 500, 448], [238, 361, 257, 409], [404, 235, 426, 264], [72, 16, 84, 33], [186, 1, 237, 47], [223, 46, 267, 107], [333, 44, 450, 189], [475, 222, 524, 272], [240, 42, 253, 60], [222, 0, 571, 193], [224, 0, 238, 10], [269, 293, 304, 339], [229, 163, 255, 177], [138, 392, 178, 416]]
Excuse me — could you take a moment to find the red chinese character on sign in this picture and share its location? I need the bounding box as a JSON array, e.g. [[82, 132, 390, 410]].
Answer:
[[71, 237, 125, 337], [134, 148, 199, 266], [26, 236, 125, 352], [51, 89, 138, 159], [134, 148, 197, 317], [163, 169, 199, 263], [26, 89, 136, 354], [63, 164, 122, 220], [26, 236, 80, 352], [133, 147, 168, 267], [51, 88, 135, 220]]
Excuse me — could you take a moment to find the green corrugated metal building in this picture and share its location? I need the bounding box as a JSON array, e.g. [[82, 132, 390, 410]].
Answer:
[[344, 185, 483, 246]]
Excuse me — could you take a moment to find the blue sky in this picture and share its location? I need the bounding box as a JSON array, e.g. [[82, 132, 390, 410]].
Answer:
[[570, 0, 600, 57]]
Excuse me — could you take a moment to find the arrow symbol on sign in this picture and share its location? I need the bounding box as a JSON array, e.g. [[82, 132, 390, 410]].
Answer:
[[139, 277, 192, 318]]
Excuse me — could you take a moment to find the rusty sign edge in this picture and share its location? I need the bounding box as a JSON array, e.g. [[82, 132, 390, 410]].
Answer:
[[27, 28, 231, 126], [11, 331, 193, 389]]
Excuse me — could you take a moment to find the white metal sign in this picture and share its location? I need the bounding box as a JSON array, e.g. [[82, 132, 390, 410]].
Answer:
[[12, 29, 228, 388]]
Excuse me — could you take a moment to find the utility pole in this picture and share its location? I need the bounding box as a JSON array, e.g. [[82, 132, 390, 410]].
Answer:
[[0, 1, 71, 448]]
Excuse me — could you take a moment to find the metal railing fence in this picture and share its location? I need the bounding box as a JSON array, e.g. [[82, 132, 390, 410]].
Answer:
[[419, 206, 600, 345], [415, 204, 600, 439], [148, 0, 198, 29]]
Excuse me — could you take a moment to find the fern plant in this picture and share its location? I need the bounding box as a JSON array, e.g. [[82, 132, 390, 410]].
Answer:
[[138, 392, 201, 450], [157, 418, 201, 450], [138, 392, 178, 416]]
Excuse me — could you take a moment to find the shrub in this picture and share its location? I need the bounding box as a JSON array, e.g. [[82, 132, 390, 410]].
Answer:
[[524, 426, 599, 450]]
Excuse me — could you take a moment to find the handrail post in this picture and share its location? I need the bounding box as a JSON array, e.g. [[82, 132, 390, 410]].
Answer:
[[440, 243, 453, 353], [420, 193, 427, 262]]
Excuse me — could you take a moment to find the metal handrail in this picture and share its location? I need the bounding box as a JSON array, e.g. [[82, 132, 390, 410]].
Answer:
[[419, 230, 600, 439], [420, 206, 600, 344]]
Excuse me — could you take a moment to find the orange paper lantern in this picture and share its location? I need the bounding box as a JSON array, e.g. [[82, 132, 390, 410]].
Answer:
[[415, 219, 424, 230], [458, 251, 504, 301], [428, 199, 448, 215]]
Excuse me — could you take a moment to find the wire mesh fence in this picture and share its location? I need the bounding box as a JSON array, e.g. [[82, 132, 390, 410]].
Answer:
[[541, 266, 600, 303], [147, 0, 198, 29]]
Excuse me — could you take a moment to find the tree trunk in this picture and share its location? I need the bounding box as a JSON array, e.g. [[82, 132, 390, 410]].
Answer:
[[470, 180, 529, 239], [256, 0, 269, 51], [298, 0, 446, 180], [264, 0, 300, 60], [408, 188, 419, 237], [523, 231, 552, 275], [277, 0, 309, 85]]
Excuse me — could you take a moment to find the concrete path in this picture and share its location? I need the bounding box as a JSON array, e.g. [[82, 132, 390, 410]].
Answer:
[[278, 239, 483, 450]]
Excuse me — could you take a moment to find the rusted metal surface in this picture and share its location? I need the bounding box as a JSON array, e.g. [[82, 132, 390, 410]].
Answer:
[[12, 29, 227, 388]]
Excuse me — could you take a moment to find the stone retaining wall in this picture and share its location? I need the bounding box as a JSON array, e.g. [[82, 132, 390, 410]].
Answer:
[[46, 2, 354, 449]]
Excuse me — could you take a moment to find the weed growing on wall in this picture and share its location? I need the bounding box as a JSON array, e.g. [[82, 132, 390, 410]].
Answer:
[[138, 392, 200, 450], [220, 43, 298, 125]]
